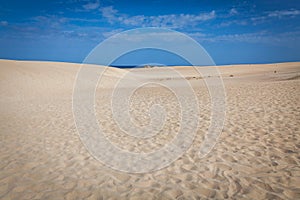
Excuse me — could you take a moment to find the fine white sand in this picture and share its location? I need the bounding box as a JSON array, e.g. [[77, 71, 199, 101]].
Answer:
[[0, 59, 299, 199]]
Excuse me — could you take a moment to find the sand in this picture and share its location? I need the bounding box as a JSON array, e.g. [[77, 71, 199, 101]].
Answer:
[[0, 59, 299, 199]]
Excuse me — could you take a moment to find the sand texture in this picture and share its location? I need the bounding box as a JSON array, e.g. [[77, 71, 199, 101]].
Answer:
[[0, 60, 300, 199]]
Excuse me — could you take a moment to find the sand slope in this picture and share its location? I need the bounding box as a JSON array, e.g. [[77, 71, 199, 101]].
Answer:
[[0, 59, 300, 199]]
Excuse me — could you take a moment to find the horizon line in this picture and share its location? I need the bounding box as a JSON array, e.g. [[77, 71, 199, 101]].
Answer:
[[0, 58, 299, 68]]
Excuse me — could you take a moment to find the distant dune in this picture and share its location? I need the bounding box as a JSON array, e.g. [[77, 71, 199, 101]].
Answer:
[[0, 59, 299, 199]]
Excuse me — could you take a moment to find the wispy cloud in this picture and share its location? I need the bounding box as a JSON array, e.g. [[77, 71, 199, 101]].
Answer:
[[192, 30, 300, 47], [102, 28, 123, 38], [83, 0, 100, 10], [229, 8, 238, 16], [267, 9, 300, 18], [31, 15, 100, 29], [206, 31, 271, 43], [219, 9, 300, 27], [0, 21, 8, 26], [100, 6, 119, 23], [251, 9, 300, 24], [0, 14, 103, 41], [219, 19, 247, 27], [31, 15, 68, 29], [100, 6, 216, 28]]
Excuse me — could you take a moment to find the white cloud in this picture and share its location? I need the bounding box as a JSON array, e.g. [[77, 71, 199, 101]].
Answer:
[[32, 15, 68, 29], [250, 16, 266, 23], [100, 6, 119, 23], [102, 28, 123, 38], [100, 6, 216, 28], [220, 9, 300, 27], [194, 30, 300, 47], [219, 20, 247, 27], [250, 9, 300, 25], [268, 9, 300, 18], [83, 0, 100, 10], [185, 32, 206, 40], [0, 21, 8, 26], [102, 30, 196, 43], [229, 8, 238, 15]]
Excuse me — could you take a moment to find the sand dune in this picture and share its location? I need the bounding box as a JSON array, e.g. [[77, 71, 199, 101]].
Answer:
[[0, 59, 299, 199]]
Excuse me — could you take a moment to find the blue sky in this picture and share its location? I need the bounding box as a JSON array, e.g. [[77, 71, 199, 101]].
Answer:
[[0, 0, 299, 65]]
